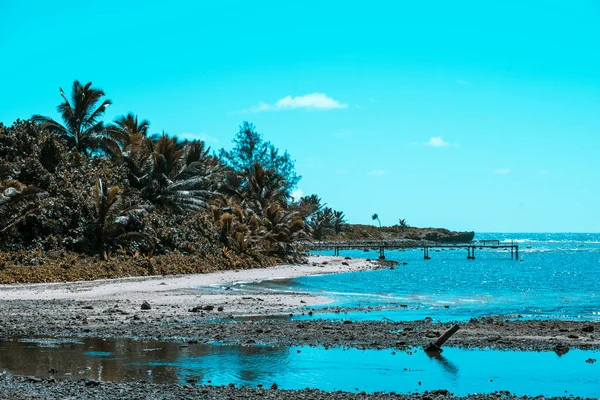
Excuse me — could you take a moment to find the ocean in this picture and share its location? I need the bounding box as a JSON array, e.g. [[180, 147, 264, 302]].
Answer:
[[240, 233, 600, 322]]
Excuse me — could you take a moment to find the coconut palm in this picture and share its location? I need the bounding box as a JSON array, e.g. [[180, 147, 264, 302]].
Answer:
[[90, 178, 154, 252], [260, 202, 306, 257], [32, 81, 120, 156], [332, 210, 346, 234], [107, 113, 150, 154], [372, 213, 381, 228], [0, 178, 43, 234], [132, 133, 221, 212]]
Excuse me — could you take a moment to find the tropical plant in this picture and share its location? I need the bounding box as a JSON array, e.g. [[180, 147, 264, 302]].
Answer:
[[0, 177, 43, 234], [294, 194, 324, 220], [107, 113, 150, 154], [332, 210, 346, 234], [132, 133, 221, 212], [90, 178, 154, 253], [32, 81, 121, 157], [372, 213, 381, 227], [219, 121, 300, 195], [259, 202, 306, 258], [398, 218, 409, 231]]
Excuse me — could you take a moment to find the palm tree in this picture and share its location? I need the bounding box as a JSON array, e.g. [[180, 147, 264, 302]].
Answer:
[[132, 133, 221, 212], [372, 213, 381, 228], [32, 81, 120, 156], [398, 218, 409, 231], [90, 178, 154, 252], [332, 210, 346, 234], [0, 177, 43, 234], [108, 113, 150, 154]]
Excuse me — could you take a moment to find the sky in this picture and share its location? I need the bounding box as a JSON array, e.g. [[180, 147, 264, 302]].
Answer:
[[1, 0, 599, 232]]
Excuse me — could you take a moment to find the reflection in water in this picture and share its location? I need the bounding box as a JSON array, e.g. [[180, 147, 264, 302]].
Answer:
[[426, 351, 459, 378], [0, 337, 599, 398]]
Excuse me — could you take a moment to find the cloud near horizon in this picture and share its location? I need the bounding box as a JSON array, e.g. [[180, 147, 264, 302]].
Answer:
[[244, 93, 348, 113]]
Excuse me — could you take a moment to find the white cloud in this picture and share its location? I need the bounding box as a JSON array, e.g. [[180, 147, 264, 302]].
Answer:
[[291, 189, 304, 201], [176, 132, 220, 144], [493, 168, 511, 175], [425, 136, 450, 147], [368, 169, 386, 176], [244, 93, 348, 113]]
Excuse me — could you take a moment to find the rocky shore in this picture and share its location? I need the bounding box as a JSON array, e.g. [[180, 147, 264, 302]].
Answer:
[[0, 376, 587, 400]]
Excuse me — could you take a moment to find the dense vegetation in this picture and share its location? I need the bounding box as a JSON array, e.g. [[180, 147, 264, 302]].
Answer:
[[0, 81, 349, 282]]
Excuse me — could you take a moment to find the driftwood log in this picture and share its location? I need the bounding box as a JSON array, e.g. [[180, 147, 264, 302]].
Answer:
[[424, 324, 460, 353]]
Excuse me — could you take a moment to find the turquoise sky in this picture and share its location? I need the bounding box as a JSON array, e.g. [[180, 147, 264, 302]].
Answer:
[[1, 0, 599, 232]]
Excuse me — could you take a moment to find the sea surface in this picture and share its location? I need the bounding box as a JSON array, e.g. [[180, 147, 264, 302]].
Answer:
[[238, 233, 600, 322]]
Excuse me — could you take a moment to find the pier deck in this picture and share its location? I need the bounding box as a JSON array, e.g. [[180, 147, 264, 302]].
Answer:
[[304, 240, 519, 260]]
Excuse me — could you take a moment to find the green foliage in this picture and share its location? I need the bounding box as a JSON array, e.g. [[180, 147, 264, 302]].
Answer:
[[219, 121, 300, 196], [298, 194, 346, 240], [32, 81, 120, 157], [372, 213, 381, 227], [0, 81, 345, 267], [398, 218, 409, 230]]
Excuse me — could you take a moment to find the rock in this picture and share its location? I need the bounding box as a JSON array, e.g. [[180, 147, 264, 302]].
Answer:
[[217, 306, 224, 312], [567, 334, 579, 339], [343, 320, 352, 324], [586, 358, 597, 364], [582, 325, 594, 333], [85, 379, 101, 387], [141, 301, 151, 310], [271, 382, 278, 390]]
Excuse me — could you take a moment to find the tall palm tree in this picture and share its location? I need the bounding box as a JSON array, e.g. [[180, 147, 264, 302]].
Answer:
[[372, 213, 381, 228], [32, 81, 120, 156]]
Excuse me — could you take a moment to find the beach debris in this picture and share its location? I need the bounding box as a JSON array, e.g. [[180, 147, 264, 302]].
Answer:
[[554, 344, 570, 356], [140, 301, 151, 310], [424, 324, 460, 353]]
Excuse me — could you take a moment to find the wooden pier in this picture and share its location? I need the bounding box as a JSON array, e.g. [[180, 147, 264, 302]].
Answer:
[[304, 240, 519, 260]]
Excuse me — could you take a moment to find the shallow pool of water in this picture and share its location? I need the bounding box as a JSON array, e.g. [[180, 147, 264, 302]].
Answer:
[[0, 337, 598, 397]]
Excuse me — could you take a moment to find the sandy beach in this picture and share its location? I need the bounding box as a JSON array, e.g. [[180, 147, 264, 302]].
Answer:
[[0, 255, 379, 314]]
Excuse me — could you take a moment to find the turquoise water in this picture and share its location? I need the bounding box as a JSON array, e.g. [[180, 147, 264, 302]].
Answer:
[[1, 337, 598, 397], [240, 233, 600, 322]]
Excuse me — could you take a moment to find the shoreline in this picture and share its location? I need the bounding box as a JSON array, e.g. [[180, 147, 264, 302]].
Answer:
[[0, 255, 383, 312], [0, 254, 597, 353], [1, 253, 599, 399]]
